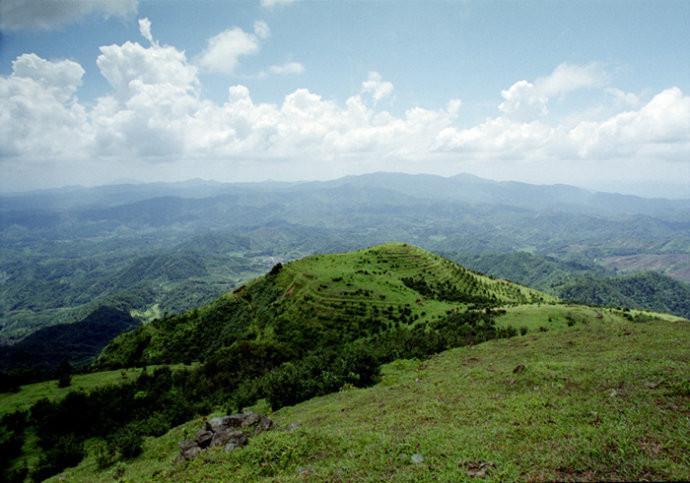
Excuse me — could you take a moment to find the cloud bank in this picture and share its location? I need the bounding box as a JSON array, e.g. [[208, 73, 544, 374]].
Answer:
[[0, 0, 137, 31], [1, 18, 688, 191]]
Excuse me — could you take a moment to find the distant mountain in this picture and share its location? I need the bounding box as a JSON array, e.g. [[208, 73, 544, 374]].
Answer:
[[318, 172, 690, 221], [3, 172, 689, 219], [2, 172, 689, 343]]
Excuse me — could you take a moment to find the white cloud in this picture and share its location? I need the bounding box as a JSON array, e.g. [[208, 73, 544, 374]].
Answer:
[[260, 0, 296, 9], [97, 40, 199, 98], [606, 87, 640, 108], [1, 34, 688, 192], [268, 62, 305, 75], [361, 71, 394, 102], [500, 63, 607, 119], [438, 87, 690, 164], [138, 17, 155, 45], [0, 0, 137, 31], [0, 54, 89, 159], [197, 25, 267, 74]]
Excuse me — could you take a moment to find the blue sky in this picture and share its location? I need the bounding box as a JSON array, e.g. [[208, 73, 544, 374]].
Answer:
[[1, 0, 689, 196]]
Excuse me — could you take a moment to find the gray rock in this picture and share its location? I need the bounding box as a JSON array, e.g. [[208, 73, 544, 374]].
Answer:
[[210, 429, 244, 448], [240, 412, 261, 427], [179, 413, 272, 460], [179, 440, 203, 460], [195, 429, 214, 448], [224, 432, 248, 452]]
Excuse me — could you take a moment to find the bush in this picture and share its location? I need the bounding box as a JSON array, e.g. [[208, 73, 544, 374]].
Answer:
[[109, 425, 143, 459], [94, 440, 115, 469], [31, 435, 84, 481]]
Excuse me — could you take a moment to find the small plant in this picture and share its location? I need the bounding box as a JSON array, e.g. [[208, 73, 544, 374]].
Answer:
[[538, 326, 549, 332], [519, 327, 528, 336], [94, 440, 115, 469]]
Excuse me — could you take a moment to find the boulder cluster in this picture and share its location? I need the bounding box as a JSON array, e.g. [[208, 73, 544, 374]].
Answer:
[[179, 412, 273, 460]]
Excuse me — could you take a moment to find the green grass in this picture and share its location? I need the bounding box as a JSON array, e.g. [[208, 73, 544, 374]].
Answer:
[[0, 364, 193, 416], [56, 313, 690, 482]]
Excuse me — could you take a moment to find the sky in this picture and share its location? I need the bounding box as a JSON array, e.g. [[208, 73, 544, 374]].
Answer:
[[1, 0, 689, 197]]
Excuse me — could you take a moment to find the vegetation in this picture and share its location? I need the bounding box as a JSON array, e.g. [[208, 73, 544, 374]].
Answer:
[[455, 251, 690, 318], [3, 173, 689, 344], [0, 244, 551, 480], [97, 243, 552, 367], [56, 315, 690, 482], [0, 306, 137, 381]]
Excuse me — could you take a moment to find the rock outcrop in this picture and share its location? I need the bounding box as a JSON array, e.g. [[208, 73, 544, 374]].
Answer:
[[179, 412, 273, 460]]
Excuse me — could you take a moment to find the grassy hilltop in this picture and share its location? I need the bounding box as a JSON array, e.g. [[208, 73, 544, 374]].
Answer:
[[98, 243, 553, 367]]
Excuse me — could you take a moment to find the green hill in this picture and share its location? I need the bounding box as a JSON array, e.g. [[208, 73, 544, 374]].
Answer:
[[97, 243, 554, 368], [559, 271, 690, 319], [6, 244, 687, 482], [56, 313, 690, 482]]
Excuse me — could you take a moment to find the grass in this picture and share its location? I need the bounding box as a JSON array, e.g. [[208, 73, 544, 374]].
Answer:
[[266, 242, 557, 330], [55, 312, 690, 482], [0, 364, 194, 416]]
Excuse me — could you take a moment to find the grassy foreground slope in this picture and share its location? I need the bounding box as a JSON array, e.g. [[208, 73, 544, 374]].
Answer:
[[98, 243, 554, 367], [58, 315, 689, 482]]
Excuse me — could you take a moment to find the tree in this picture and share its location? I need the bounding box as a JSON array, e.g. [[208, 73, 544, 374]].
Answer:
[[56, 361, 72, 388]]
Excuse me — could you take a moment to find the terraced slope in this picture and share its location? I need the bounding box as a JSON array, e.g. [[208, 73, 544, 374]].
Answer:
[[57, 312, 690, 482], [98, 243, 555, 367]]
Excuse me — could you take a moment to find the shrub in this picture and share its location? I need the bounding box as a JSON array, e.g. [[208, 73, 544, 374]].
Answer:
[[31, 435, 84, 481], [109, 425, 143, 459]]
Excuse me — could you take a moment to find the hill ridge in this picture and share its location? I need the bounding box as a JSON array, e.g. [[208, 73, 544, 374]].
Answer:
[[97, 243, 555, 368]]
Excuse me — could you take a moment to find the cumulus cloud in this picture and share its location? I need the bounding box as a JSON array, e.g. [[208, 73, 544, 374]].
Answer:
[[0, 54, 88, 159], [499, 63, 607, 119], [0, 0, 137, 31], [361, 71, 394, 102], [268, 61, 305, 75], [1, 26, 688, 191], [197, 23, 269, 74], [96, 40, 198, 98], [438, 86, 690, 164], [260, 0, 296, 9]]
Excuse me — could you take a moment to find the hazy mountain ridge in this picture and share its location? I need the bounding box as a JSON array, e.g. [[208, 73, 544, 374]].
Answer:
[[1, 173, 688, 344]]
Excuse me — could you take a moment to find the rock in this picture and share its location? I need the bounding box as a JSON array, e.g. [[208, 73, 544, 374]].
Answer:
[[224, 432, 248, 452], [411, 453, 424, 464], [240, 412, 261, 427], [513, 364, 526, 374], [179, 413, 273, 460], [179, 440, 202, 460], [210, 429, 244, 448], [255, 414, 273, 433], [195, 429, 214, 448], [287, 422, 300, 432], [464, 461, 496, 478]]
